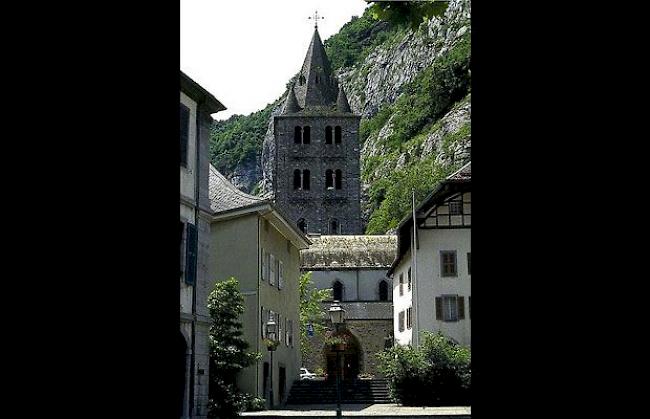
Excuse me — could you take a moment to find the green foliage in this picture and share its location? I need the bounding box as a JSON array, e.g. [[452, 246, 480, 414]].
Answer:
[[209, 99, 279, 179], [299, 272, 331, 358], [376, 331, 471, 406], [366, 157, 454, 234], [369, 0, 449, 30], [324, 9, 400, 72], [207, 278, 261, 418]]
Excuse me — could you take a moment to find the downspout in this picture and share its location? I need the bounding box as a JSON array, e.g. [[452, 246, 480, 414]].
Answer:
[[257, 216, 261, 396], [189, 100, 203, 417]]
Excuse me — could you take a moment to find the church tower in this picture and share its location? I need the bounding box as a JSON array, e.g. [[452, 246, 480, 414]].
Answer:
[[273, 26, 362, 235]]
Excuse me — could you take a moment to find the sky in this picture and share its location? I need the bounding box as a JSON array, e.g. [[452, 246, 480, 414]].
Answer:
[[181, 0, 370, 121]]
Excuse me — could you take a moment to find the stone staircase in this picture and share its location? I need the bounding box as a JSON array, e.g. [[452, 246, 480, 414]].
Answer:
[[286, 378, 392, 405]]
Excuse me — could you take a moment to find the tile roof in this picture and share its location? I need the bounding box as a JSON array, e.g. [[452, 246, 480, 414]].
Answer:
[[301, 235, 397, 269], [447, 161, 471, 181], [209, 165, 267, 214]]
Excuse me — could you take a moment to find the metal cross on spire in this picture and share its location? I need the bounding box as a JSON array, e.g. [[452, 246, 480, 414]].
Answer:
[[308, 10, 324, 29]]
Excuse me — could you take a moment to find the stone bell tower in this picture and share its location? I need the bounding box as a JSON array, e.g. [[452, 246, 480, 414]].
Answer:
[[273, 25, 362, 235]]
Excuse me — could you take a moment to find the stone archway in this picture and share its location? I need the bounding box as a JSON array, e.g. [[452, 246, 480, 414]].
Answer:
[[323, 329, 363, 381]]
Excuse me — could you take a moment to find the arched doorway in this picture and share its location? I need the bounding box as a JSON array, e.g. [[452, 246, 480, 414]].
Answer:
[[323, 329, 362, 381]]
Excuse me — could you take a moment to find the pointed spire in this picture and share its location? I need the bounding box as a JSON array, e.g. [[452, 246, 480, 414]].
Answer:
[[336, 85, 351, 113], [293, 28, 338, 110], [282, 86, 301, 114]]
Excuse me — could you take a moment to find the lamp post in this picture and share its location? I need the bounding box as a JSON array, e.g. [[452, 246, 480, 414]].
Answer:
[[328, 301, 346, 419], [266, 313, 278, 409]]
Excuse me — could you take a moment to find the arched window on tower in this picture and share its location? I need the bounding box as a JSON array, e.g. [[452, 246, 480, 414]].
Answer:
[[293, 169, 301, 190], [330, 219, 340, 235], [333, 280, 343, 301], [297, 218, 306, 233], [325, 169, 333, 189], [335, 126, 342, 144], [335, 170, 342, 190], [379, 280, 389, 301], [303, 126, 311, 144], [294, 126, 302, 144], [315, 75, 320, 84], [325, 126, 333, 144], [299, 74, 305, 85], [302, 169, 310, 190]]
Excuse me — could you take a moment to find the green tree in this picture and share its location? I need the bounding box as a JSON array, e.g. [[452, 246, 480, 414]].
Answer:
[[376, 331, 471, 406], [299, 272, 332, 358], [369, 0, 449, 30], [207, 277, 261, 418]]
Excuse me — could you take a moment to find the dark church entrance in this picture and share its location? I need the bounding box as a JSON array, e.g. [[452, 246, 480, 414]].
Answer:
[[324, 330, 362, 381]]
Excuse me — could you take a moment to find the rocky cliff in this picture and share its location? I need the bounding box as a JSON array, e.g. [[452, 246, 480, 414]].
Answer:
[[211, 0, 471, 233]]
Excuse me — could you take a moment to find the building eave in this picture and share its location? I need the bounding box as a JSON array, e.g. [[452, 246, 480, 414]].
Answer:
[[180, 71, 226, 114]]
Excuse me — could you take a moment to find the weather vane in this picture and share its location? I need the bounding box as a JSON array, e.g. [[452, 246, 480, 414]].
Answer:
[[308, 10, 324, 29]]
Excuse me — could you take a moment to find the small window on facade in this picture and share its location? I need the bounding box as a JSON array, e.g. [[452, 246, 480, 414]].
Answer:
[[302, 169, 310, 190], [435, 295, 462, 322], [297, 218, 306, 233], [449, 201, 463, 215], [303, 126, 311, 144], [335, 126, 342, 144], [333, 280, 343, 301], [293, 169, 301, 190], [407, 267, 412, 291], [379, 280, 388, 301], [330, 219, 339, 235], [398, 311, 405, 332], [180, 104, 190, 167], [441, 251, 457, 277], [325, 126, 333, 144], [399, 273, 404, 296], [406, 307, 412, 329], [335, 170, 342, 189], [325, 169, 334, 189], [467, 252, 471, 275], [294, 126, 302, 144]]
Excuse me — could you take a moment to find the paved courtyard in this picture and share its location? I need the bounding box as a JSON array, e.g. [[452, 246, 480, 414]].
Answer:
[[240, 404, 471, 417]]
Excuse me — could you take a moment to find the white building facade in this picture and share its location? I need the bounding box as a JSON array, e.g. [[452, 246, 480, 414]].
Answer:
[[388, 162, 471, 348]]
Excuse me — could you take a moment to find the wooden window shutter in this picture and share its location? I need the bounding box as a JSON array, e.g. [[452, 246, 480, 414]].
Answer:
[[180, 104, 189, 167], [458, 296, 465, 320], [278, 260, 283, 289], [435, 297, 443, 320], [184, 223, 198, 285], [261, 249, 266, 281]]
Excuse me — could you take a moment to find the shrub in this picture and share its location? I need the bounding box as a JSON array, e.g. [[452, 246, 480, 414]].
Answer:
[[377, 332, 471, 406]]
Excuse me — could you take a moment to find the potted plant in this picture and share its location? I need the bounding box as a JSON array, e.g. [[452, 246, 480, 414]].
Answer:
[[263, 338, 279, 351], [325, 335, 346, 351]]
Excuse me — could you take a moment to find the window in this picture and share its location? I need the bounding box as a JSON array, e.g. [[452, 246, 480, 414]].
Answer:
[[278, 260, 284, 289], [333, 280, 343, 301], [180, 104, 190, 167], [325, 169, 334, 189], [277, 313, 282, 346], [399, 273, 404, 296], [297, 218, 306, 233], [299, 74, 305, 85], [435, 295, 465, 322], [315, 75, 319, 84], [467, 252, 471, 275], [325, 126, 333, 144], [398, 311, 405, 332], [335, 126, 342, 144], [289, 319, 294, 347], [303, 126, 311, 144], [441, 251, 457, 277], [379, 280, 388, 301], [449, 201, 463, 215], [269, 254, 276, 286], [261, 306, 265, 338], [294, 126, 302, 144], [184, 223, 197, 285], [335, 170, 342, 189], [302, 170, 310, 190], [293, 169, 301, 190], [407, 267, 412, 291], [179, 221, 185, 277], [330, 219, 339, 234], [406, 307, 413, 329]]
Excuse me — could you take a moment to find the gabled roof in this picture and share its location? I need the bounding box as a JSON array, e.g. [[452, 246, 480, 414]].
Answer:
[[387, 161, 471, 276], [301, 235, 397, 270], [209, 165, 267, 214]]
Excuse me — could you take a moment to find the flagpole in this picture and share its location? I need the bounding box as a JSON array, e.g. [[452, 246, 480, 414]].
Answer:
[[412, 189, 419, 348]]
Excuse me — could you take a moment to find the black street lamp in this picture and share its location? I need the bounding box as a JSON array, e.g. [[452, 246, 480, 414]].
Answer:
[[328, 301, 346, 419], [266, 313, 278, 409]]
